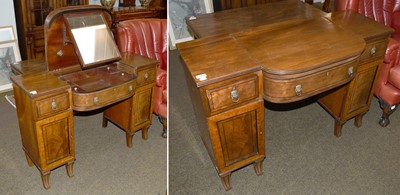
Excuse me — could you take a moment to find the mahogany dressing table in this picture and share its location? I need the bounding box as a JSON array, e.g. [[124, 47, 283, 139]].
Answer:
[[177, 0, 393, 190], [11, 6, 157, 189]]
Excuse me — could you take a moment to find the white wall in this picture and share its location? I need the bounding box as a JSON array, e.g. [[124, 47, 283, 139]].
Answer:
[[1, 0, 17, 42]]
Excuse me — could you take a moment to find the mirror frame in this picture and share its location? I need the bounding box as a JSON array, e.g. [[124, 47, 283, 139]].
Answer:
[[64, 11, 121, 69]]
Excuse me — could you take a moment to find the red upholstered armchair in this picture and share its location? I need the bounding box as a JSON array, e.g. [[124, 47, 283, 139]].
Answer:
[[114, 19, 168, 137], [335, 0, 400, 127]]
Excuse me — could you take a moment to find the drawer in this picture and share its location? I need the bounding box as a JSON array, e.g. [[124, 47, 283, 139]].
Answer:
[[71, 80, 135, 111], [136, 66, 156, 87], [359, 40, 387, 63], [203, 74, 260, 114], [35, 92, 70, 119], [263, 59, 358, 103]]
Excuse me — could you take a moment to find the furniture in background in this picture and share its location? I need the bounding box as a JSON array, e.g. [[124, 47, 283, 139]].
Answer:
[[180, 0, 392, 190], [334, 0, 400, 127], [14, 0, 167, 60], [113, 19, 167, 138], [213, 0, 331, 12], [13, 0, 89, 60], [11, 6, 158, 189], [111, 4, 166, 27]]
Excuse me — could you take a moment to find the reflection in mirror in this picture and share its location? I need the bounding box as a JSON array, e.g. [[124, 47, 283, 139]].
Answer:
[[65, 14, 120, 66]]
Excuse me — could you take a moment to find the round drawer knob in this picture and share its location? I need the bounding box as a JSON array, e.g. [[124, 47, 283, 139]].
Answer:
[[295, 85, 302, 96], [230, 87, 240, 102], [348, 66, 354, 77], [370, 46, 376, 56], [128, 85, 133, 92], [93, 97, 99, 104], [51, 99, 57, 110], [144, 72, 149, 80]]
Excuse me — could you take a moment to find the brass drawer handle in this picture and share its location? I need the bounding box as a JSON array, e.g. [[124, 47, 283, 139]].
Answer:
[[295, 85, 302, 96], [230, 87, 240, 102], [370, 46, 376, 56], [93, 97, 99, 104], [144, 72, 149, 81], [51, 99, 57, 110], [348, 66, 354, 77]]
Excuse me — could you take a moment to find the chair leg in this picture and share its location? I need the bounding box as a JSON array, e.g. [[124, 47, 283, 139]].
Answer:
[[378, 98, 398, 127], [159, 116, 167, 138]]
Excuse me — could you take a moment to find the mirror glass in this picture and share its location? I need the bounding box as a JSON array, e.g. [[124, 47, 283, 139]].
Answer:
[[65, 13, 120, 67]]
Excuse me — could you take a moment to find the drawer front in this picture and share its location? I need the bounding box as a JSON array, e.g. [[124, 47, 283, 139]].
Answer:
[[263, 60, 358, 103], [71, 80, 135, 111], [35, 92, 70, 119], [203, 74, 260, 114], [136, 66, 156, 87], [359, 40, 387, 63]]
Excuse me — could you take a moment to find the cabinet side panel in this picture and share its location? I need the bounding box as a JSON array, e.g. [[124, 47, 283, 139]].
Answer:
[[13, 84, 40, 163], [182, 61, 218, 166], [104, 98, 132, 130], [318, 85, 347, 118]]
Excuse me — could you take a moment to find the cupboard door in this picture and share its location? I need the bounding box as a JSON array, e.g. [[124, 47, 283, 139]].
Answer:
[[36, 112, 74, 168], [344, 60, 381, 117], [130, 84, 155, 130], [208, 100, 265, 172], [218, 109, 258, 166]]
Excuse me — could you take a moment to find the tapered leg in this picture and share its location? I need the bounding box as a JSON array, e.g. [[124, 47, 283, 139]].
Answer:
[[254, 159, 264, 176], [334, 120, 345, 137], [66, 162, 74, 177], [25, 153, 33, 167], [142, 125, 150, 140], [354, 112, 366, 128], [41, 171, 51, 190], [159, 116, 167, 138], [126, 132, 135, 148], [378, 98, 398, 127], [220, 172, 232, 191], [102, 116, 108, 128]]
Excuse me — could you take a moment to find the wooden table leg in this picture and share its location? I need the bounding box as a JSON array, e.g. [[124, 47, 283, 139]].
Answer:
[[66, 162, 74, 177], [354, 112, 366, 128], [220, 172, 232, 191], [41, 171, 51, 190], [254, 159, 264, 176], [25, 153, 34, 167], [102, 115, 108, 127], [142, 125, 150, 140], [126, 132, 135, 148], [334, 120, 345, 137]]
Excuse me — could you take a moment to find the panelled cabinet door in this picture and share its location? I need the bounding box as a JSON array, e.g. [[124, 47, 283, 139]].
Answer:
[[208, 100, 265, 173], [35, 112, 74, 170], [344, 60, 381, 117], [130, 85, 155, 130]]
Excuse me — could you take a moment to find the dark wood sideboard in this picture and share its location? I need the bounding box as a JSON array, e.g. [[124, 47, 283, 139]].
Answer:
[[178, 0, 393, 191], [14, 0, 166, 60]]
